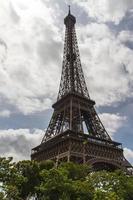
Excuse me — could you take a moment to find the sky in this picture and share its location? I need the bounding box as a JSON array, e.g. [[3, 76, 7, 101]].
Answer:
[[0, 0, 133, 165]]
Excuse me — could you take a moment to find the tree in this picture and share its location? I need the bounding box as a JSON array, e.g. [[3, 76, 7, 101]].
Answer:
[[89, 170, 128, 199], [0, 192, 6, 200], [37, 167, 73, 200], [0, 157, 25, 200], [93, 190, 121, 200], [0, 157, 133, 200], [59, 162, 91, 180], [124, 176, 133, 200], [72, 180, 94, 200]]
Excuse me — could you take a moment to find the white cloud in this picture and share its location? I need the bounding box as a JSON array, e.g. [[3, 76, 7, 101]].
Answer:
[[99, 113, 127, 138], [77, 23, 133, 106], [0, 110, 10, 117], [0, 128, 44, 161], [0, 0, 62, 115], [124, 147, 133, 165], [73, 0, 133, 24], [118, 30, 133, 43]]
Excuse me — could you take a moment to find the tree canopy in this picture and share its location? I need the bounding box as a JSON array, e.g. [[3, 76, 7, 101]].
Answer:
[[0, 157, 133, 200]]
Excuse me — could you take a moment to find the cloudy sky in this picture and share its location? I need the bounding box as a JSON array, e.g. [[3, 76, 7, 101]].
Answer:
[[0, 0, 133, 165]]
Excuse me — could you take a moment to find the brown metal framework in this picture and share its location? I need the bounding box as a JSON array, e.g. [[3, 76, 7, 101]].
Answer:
[[31, 8, 132, 174]]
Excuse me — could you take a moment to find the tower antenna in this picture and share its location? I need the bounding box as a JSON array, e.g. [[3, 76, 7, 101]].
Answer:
[[68, 5, 71, 14]]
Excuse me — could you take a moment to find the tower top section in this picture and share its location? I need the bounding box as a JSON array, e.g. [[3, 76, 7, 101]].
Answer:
[[57, 5, 90, 100], [64, 5, 76, 26]]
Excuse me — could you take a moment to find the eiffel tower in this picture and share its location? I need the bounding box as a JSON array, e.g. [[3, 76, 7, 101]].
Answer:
[[31, 7, 132, 173]]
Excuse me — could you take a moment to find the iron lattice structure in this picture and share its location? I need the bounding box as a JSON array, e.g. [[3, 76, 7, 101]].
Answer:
[[31, 8, 132, 173]]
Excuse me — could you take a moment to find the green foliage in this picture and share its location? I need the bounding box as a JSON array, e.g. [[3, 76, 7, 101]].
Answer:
[[0, 157, 133, 200], [89, 170, 127, 198], [72, 180, 94, 200], [93, 190, 121, 200], [38, 168, 73, 199], [124, 176, 133, 200], [59, 162, 91, 180], [39, 160, 54, 170], [0, 192, 6, 200], [0, 157, 14, 183]]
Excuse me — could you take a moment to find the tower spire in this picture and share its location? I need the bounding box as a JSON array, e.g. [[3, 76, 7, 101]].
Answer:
[[68, 5, 71, 14], [59, 7, 89, 100]]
